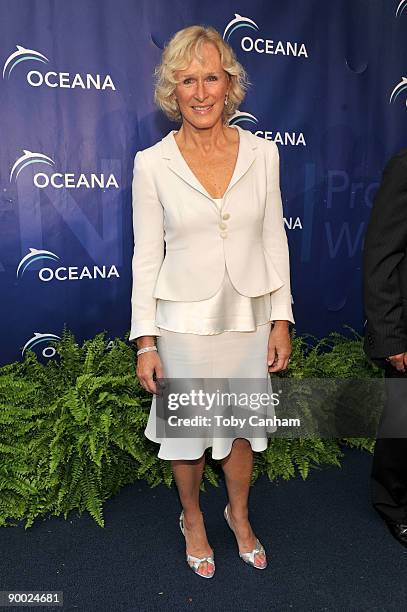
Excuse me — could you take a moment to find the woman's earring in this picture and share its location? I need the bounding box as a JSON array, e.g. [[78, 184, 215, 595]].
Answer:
[[224, 94, 229, 106]]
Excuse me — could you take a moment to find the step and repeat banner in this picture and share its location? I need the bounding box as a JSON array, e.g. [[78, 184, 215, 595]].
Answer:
[[0, 0, 406, 365]]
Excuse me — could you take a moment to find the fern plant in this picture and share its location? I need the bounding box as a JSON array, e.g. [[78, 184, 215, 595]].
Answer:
[[0, 325, 382, 528]]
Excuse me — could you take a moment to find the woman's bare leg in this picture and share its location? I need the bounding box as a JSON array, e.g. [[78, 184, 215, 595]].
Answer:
[[172, 454, 214, 575], [220, 439, 266, 566]]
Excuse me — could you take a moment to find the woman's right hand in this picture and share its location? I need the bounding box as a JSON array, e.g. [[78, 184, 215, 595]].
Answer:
[[387, 352, 407, 373], [136, 351, 165, 395]]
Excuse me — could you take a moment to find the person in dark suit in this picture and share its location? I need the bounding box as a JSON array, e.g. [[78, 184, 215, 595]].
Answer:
[[363, 148, 407, 547]]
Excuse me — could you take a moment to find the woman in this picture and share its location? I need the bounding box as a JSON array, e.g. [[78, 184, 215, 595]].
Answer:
[[129, 25, 294, 578]]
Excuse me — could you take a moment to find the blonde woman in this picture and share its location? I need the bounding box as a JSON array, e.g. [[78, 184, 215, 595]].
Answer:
[[129, 25, 294, 578]]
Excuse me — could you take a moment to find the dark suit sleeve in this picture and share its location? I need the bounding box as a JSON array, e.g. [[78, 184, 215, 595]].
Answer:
[[363, 156, 407, 360]]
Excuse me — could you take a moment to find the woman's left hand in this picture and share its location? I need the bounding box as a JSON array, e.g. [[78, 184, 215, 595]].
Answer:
[[267, 321, 292, 373]]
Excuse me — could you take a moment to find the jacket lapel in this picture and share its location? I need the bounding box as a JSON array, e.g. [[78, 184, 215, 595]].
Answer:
[[160, 125, 258, 214]]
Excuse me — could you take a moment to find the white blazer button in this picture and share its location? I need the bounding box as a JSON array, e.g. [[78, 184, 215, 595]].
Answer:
[[219, 222, 227, 229], [220, 232, 227, 238], [222, 213, 230, 220]]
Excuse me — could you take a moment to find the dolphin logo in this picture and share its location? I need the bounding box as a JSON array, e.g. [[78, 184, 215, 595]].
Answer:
[[229, 111, 259, 126], [22, 332, 61, 357], [3, 45, 49, 79], [223, 14, 259, 42], [16, 248, 60, 279], [390, 77, 407, 105], [396, 0, 407, 17], [10, 150, 55, 182]]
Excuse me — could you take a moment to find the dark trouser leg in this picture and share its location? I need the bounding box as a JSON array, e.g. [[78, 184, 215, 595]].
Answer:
[[371, 364, 407, 523]]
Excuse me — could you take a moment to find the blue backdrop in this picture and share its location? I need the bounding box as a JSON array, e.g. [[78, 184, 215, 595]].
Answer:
[[1, 0, 406, 365]]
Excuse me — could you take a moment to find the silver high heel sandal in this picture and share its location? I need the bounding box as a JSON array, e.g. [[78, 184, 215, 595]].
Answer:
[[224, 504, 268, 570], [179, 510, 215, 578]]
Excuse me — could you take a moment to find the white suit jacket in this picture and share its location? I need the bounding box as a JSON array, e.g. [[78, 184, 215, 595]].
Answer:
[[129, 125, 294, 341]]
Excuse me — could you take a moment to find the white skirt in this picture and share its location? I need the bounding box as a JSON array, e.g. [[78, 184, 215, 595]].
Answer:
[[144, 322, 276, 460]]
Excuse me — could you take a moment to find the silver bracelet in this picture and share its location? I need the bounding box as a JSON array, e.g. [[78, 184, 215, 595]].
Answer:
[[136, 345, 157, 356]]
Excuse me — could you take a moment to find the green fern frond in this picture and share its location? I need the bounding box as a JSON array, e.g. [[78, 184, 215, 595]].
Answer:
[[0, 325, 378, 528]]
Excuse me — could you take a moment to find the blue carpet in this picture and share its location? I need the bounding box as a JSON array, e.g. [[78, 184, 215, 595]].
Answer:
[[1, 447, 406, 611]]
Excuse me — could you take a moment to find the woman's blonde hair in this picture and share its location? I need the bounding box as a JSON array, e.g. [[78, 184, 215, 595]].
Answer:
[[153, 25, 251, 125]]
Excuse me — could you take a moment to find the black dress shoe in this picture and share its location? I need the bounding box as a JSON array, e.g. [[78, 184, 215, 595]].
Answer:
[[385, 522, 407, 548]]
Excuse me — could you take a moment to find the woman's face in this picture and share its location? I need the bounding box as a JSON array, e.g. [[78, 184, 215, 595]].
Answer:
[[173, 41, 230, 129]]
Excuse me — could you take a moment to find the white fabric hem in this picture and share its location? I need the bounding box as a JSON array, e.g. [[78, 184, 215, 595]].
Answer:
[[144, 428, 268, 461], [155, 319, 273, 336]]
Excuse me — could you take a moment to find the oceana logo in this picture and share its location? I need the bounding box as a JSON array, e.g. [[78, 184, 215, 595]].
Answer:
[[396, 0, 407, 17], [223, 13, 308, 58], [229, 111, 258, 126], [3, 45, 116, 90], [17, 248, 60, 278], [229, 111, 306, 230], [22, 332, 113, 358], [22, 332, 61, 358], [390, 77, 407, 107], [229, 111, 306, 146], [10, 150, 55, 181], [10, 150, 119, 189], [229, 112, 303, 231], [16, 248, 120, 282]]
